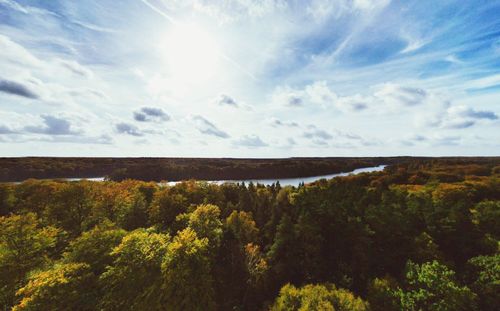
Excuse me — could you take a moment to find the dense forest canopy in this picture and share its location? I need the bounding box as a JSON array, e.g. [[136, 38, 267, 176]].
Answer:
[[0, 157, 393, 182], [0, 157, 499, 310]]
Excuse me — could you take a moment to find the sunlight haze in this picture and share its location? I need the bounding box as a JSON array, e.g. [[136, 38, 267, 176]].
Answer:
[[0, 0, 499, 156]]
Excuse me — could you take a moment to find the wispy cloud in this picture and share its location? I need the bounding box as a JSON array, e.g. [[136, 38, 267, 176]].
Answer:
[[0, 0, 56, 16], [24, 115, 82, 135], [443, 105, 498, 129], [272, 81, 337, 108], [192, 116, 230, 139], [214, 94, 238, 107], [0, 78, 39, 99], [115, 122, 143, 137], [71, 20, 117, 33], [0, 34, 42, 67], [374, 83, 427, 106], [466, 74, 500, 90], [0, 125, 16, 134], [303, 125, 333, 140], [134, 107, 170, 122], [269, 117, 299, 128], [57, 59, 93, 78], [336, 94, 369, 111], [233, 134, 268, 147], [0, 0, 499, 156]]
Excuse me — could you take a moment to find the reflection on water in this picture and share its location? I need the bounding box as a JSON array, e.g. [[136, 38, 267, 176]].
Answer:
[[65, 177, 106, 182]]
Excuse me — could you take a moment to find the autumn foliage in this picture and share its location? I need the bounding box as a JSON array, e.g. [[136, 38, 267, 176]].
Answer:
[[0, 158, 499, 310]]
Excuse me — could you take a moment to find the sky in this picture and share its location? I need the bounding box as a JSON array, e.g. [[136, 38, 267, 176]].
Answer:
[[0, 0, 499, 157]]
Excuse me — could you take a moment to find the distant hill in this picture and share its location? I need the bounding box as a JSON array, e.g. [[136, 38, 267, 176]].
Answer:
[[0, 156, 498, 182]]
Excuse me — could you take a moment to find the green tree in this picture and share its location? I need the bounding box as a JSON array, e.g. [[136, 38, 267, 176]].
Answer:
[[213, 210, 259, 310], [0, 184, 14, 216], [226, 210, 259, 245], [46, 182, 92, 236], [63, 221, 126, 275], [271, 283, 369, 311], [0, 213, 59, 308], [268, 214, 301, 285], [161, 228, 216, 311], [367, 277, 399, 311], [187, 204, 223, 251], [396, 260, 477, 311], [412, 232, 443, 263], [12, 180, 57, 217], [13, 263, 97, 311], [99, 228, 170, 311], [242, 243, 269, 309], [466, 254, 499, 311], [148, 189, 187, 232], [115, 191, 149, 230], [472, 201, 500, 238]]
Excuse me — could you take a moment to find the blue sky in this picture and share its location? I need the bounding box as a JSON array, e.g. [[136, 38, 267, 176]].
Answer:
[[0, 0, 499, 157]]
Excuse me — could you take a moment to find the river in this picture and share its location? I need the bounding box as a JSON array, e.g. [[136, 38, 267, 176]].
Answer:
[[164, 164, 387, 187], [10, 165, 387, 187]]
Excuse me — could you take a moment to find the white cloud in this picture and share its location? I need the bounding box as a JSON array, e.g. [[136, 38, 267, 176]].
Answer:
[[306, 0, 390, 21], [272, 81, 338, 108], [444, 54, 463, 64], [442, 105, 498, 129], [192, 115, 230, 138], [303, 125, 333, 140], [305, 81, 337, 107], [272, 81, 431, 113], [71, 20, 117, 33], [399, 28, 430, 54], [0, 78, 40, 99], [306, 0, 347, 20], [335, 94, 369, 111], [115, 122, 143, 136], [400, 38, 426, 54], [214, 94, 238, 107], [0, 1, 499, 156], [233, 134, 268, 147], [189, 0, 287, 23], [352, 0, 391, 11], [268, 117, 299, 127], [272, 86, 305, 107], [466, 74, 500, 90], [134, 107, 170, 122], [56, 59, 94, 78], [374, 83, 427, 106], [0, 34, 43, 68], [0, 0, 56, 16], [414, 100, 498, 130], [24, 115, 82, 136], [0, 34, 103, 105]]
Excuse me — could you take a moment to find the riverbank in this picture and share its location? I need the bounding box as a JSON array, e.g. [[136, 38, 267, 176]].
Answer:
[[0, 157, 394, 182]]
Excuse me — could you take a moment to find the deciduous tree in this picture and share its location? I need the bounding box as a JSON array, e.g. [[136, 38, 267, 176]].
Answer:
[[100, 228, 170, 311], [0, 213, 59, 308]]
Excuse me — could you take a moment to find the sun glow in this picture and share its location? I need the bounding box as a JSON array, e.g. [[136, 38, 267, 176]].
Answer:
[[161, 23, 221, 84]]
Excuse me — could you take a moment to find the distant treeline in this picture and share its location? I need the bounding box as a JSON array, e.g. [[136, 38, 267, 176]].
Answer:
[[0, 157, 499, 310], [1, 156, 498, 182], [0, 157, 392, 182]]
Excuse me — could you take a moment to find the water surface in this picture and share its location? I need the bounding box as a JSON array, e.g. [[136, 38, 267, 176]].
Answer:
[[11, 165, 387, 186], [166, 164, 387, 187]]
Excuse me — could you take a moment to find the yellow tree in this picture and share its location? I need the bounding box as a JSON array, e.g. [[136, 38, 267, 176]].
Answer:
[[161, 228, 216, 311], [99, 228, 170, 311], [0, 213, 59, 308], [13, 263, 97, 311]]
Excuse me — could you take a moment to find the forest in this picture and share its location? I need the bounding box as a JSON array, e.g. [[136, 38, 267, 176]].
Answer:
[[0, 157, 499, 310], [1, 157, 392, 182]]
